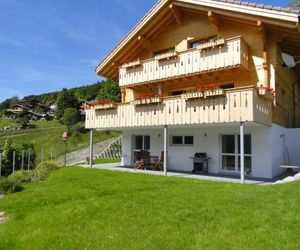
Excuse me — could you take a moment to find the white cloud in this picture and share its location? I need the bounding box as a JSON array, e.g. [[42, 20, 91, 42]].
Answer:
[[0, 35, 25, 48]]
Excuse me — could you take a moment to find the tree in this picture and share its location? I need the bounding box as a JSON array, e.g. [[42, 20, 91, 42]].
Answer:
[[55, 89, 79, 119], [62, 108, 80, 133], [97, 80, 120, 102], [0, 140, 35, 176], [0, 96, 19, 111]]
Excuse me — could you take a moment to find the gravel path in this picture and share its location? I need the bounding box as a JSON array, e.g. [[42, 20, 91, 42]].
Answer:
[[56, 137, 117, 165]]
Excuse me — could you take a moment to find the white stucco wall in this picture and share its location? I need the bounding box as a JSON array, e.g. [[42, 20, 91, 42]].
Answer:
[[286, 128, 300, 167], [121, 124, 277, 179], [120, 123, 300, 179]]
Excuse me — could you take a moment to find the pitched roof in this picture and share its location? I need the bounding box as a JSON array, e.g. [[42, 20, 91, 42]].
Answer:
[[212, 0, 300, 14], [96, 0, 300, 78]]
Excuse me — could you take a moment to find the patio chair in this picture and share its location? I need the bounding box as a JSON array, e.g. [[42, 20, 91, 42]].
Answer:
[[153, 151, 164, 171], [134, 150, 150, 170]]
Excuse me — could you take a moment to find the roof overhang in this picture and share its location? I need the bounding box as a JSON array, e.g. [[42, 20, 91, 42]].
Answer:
[[96, 0, 300, 80]]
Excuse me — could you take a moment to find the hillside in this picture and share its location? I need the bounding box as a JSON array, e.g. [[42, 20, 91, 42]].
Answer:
[[0, 119, 119, 164], [23, 81, 104, 104]]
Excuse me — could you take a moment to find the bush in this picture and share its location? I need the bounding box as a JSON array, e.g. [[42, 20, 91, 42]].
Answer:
[[30, 161, 61, 182], [0, 170, 30, 194], [0, 162, 61, 193], [36, 161, 60, 172]]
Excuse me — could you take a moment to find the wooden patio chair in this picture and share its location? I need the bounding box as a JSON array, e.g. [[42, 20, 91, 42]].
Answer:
[[153, 151, 164, 171], [134, 150, 150, 170]]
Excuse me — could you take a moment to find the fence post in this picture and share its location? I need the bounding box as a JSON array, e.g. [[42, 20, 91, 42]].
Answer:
[[13, 151, 16, 174], [21, 150, 24, 170], [50, 147, 53, 161], [28, 149, 31, 170]]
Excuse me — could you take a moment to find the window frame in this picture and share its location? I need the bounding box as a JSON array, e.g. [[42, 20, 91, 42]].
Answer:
[[170, 135, 194, 146], [134, 135, 151, 150], [220, 134, 252, 174]]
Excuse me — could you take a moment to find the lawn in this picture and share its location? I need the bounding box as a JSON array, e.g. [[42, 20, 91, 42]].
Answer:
[[0, 121, 119, 163], [0, 168, 300, 249], [0, 118, 16, 129], [93, 158, 121, 164]]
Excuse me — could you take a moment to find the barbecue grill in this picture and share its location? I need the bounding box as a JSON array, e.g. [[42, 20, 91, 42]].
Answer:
[[191, 153, 210, 174]]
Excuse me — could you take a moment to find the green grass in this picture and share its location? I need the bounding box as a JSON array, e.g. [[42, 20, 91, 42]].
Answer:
[[0, 167, 300, 249], [0, 120, 119, 163], [93, 158, 121, 164], [0, 119, 16, 129]]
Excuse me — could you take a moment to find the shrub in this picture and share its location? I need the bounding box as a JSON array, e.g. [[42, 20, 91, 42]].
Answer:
[[36, 161, 60, 172], [0, 170, 30, 194], [0, 162, 61, 193], [30, 161, 61, 182]]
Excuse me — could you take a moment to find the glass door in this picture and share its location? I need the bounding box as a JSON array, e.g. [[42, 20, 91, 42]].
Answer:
[[221, 135, 252, 174]]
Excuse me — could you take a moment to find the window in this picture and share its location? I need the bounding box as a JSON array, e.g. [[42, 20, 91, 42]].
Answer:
[[189, 35, 217, 49], [135, 135, 150, 150], [154, 47, 175, 56], [221, 134, 252, 174], [220, 83, 234, 89], [184, 136, 194, 145], [171, 136, 194, 146], [171, 90, 184, 96]]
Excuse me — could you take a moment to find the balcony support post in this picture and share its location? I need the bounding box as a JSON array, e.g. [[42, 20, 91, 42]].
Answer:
[[163, 125, 168, 176], [90, 129, 94, 168], [240, 122, 245, 184]]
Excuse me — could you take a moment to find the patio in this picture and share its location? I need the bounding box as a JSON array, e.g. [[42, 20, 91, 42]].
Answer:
[[80, 163, 273, 185]]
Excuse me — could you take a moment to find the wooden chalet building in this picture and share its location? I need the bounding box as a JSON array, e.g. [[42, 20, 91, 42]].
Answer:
[[86, 0, 300, 180]]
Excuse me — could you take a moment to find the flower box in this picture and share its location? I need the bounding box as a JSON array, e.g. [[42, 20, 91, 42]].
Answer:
[[134, 97, 162, 106], [184, 89, 225, 100], [204, 88, 225, 98], [95, 103, 117, 110], [183, 92, 204, 99], [197, 38, 226, 51], [123, 59, 142, 69], [154, 51, 178, 61], [258, 88, 274, 101]]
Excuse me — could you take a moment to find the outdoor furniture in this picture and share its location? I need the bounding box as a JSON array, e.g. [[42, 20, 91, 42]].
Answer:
[[280, 165, 300, 174], [134, 150, 151, 170], [190, 153, 211, 174], [152, 151, 164, 171]]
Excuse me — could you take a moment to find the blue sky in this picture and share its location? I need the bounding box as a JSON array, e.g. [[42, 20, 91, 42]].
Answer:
[[0, 0, 291, 102]]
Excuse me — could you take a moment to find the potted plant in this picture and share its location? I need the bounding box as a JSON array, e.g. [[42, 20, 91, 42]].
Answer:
[[257, 85, 275, 101]]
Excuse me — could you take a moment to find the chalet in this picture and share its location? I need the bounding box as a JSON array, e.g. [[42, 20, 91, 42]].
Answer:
[[86, 0, 300, 180], [5, 99, 54, 121]]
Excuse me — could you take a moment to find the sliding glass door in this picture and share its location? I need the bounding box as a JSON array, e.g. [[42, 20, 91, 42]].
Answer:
[[221, 135, 252, 174]]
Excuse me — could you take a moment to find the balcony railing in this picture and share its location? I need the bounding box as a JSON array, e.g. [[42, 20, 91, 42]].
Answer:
[[85, 87, 272, 129], [119, 36, 249, 87]]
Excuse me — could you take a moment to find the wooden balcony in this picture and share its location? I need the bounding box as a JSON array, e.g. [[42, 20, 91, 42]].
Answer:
[[119, 36, 249, 87], [85, 87, 272, 129]]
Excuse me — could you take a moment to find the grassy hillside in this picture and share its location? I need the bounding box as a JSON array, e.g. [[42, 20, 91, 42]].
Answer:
[[0, 120, 119, 163], [0, 167, 300, 249]]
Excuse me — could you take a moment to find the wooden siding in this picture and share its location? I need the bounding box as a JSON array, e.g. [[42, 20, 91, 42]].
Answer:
[[119, 37, 249, 87], [86, 87, 272, 129]]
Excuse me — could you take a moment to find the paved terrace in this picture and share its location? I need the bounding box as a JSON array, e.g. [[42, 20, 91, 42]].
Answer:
[[80, 163, 276, 185]]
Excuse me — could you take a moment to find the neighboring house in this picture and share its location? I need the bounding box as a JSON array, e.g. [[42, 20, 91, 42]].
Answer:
[[48, 100, 57, 114], [6, 104, 30, 115], [86, 0, 300, 179], [79, 99, 91, 120], [5, 99, 54, 121]]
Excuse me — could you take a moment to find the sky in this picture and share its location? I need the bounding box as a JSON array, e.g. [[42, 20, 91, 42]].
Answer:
[[0, 0, 291, 102]]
